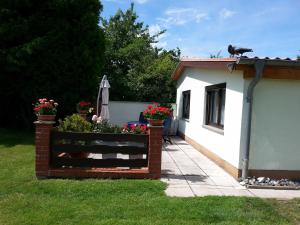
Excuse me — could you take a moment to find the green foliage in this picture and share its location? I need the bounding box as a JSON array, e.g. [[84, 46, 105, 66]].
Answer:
[[102, 4, 180, 102], [0, 0, 105, 128], [93, 120, 123, 134], [57, 114, 92, 133], [210, 50, 222, 58]]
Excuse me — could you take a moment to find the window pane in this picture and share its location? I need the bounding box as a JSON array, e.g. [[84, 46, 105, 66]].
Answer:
[[220, 89, 225, 125], [205, 83, 226, 129], [210, 91, 218, 124], [182, 91, 190, 119]]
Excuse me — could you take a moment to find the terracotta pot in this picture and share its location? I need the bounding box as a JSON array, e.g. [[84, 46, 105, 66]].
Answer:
[[147, 119, 164, 126], [38, 115, 56, 122]]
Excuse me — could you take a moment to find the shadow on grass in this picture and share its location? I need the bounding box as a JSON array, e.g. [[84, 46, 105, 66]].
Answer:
[[0, 128, 34, 147]]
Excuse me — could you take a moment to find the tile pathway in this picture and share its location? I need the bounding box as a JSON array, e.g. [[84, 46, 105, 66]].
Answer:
[[161, 137, 300, 199]]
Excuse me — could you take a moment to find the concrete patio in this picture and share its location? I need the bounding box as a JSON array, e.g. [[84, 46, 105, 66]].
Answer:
[[161, 137, 300, 199]]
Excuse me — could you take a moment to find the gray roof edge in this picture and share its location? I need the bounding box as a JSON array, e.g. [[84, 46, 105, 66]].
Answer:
[[236, 57, 300, 67]]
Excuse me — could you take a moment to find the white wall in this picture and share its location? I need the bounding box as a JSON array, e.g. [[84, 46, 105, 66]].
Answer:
[[176, 68, 245, 168], [109, 101, 177, 134], [109, 101, 151, 126], [248, 79, 300, 170]]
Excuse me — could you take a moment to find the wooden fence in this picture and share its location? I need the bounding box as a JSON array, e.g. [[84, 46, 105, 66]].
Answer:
[[50, 131, 149, 169]]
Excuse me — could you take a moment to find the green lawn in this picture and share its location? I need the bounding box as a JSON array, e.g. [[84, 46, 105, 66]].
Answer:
[[0, 129, 299, 225]]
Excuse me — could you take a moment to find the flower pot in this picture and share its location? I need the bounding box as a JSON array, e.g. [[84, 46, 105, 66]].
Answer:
[[38, 115, 56, 122], [147, 119, 164, 126]]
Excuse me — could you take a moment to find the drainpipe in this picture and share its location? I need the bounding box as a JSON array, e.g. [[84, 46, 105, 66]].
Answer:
[[242, 59, 265, 180]]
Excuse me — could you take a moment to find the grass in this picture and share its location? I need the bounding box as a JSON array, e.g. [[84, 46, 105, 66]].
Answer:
[[0, 128, 299, 225]]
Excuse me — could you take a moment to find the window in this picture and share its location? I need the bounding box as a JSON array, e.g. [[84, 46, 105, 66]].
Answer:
[[205, 83, 226, 129], [182, 90, 190, 119]]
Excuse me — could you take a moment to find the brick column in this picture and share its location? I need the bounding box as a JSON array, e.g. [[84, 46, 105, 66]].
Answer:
[[148, 125, 163, 179], [34, 121, 54, 179]]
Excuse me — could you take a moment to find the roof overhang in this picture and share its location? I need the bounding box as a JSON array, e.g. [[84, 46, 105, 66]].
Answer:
[[172, 57, 300, 81], [171, 58, 237, 81]]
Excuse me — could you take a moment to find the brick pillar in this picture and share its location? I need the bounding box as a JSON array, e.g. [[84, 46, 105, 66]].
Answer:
[[148, 125, 163, 179], [34, 121, 55, 179]]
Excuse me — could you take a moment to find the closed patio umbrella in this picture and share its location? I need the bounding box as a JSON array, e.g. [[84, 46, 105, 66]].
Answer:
[[97, 75, 110, 120]]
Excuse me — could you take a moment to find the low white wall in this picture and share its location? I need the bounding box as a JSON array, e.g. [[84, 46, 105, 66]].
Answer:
[[109, 101, 151, 126], [176, 68, 245, 168], [248, 79, 300, 170], [109, 101, 177, 134]]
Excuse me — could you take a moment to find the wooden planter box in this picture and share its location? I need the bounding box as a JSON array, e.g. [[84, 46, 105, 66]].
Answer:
[[35, 122, 163, 179]]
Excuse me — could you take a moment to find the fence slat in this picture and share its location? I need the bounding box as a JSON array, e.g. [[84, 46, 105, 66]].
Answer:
[[51, 157, 148, 168], [52, 144, 148, 154], [51, 131, 148, 143]]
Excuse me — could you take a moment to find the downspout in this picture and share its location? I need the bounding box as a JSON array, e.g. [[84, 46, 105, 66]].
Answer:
[[242, 59, 265, 180]]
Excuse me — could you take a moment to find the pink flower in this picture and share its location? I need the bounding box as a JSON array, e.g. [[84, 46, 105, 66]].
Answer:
[[92, 115, 98, 122]]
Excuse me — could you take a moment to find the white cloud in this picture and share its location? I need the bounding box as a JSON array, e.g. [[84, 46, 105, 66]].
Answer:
[[158, 8, 208, 27], [149, 24, 168, 39], [152, 41, 167, 49], [149, 24, 162, 36], [219, 8, 235, 19], [133, 0, 149, 4], [149, 24, 168, 48]]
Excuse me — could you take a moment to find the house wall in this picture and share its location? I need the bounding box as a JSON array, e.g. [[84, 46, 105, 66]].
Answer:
[[176, 68, 245, 169], [247, 79, 300, 171]]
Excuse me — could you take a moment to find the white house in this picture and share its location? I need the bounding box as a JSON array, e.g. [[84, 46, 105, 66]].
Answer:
[[172, 57, 300, 180]]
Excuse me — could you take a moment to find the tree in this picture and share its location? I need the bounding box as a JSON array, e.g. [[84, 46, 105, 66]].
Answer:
[[0, 0, 105, 128], [101, 4, 179, 102]]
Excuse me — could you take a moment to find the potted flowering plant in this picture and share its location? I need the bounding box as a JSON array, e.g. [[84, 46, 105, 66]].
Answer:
[[143, 103, 171, 126], [77, 101, 91, 119], [34, 98, 58, 121], [77, 101, 91, 113]]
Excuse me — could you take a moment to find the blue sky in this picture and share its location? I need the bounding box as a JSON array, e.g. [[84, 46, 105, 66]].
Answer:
[[101, 0, 300, 59]]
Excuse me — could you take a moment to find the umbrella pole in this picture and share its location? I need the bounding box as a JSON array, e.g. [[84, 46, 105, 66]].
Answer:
[[96, 87, 102, 117]]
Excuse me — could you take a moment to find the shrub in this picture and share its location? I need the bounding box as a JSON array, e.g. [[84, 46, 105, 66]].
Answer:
[[93, 119, 122, 134], [58, 114, 92, 133]]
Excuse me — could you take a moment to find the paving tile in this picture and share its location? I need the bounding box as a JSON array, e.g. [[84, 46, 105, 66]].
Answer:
[[160, 174, 188, 185], [165, 185, 195, 197], [185, 175, 215, 185], [210, 176, 240, 187], [162, 138, 300, 199], [190, 186, 223, 197]]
